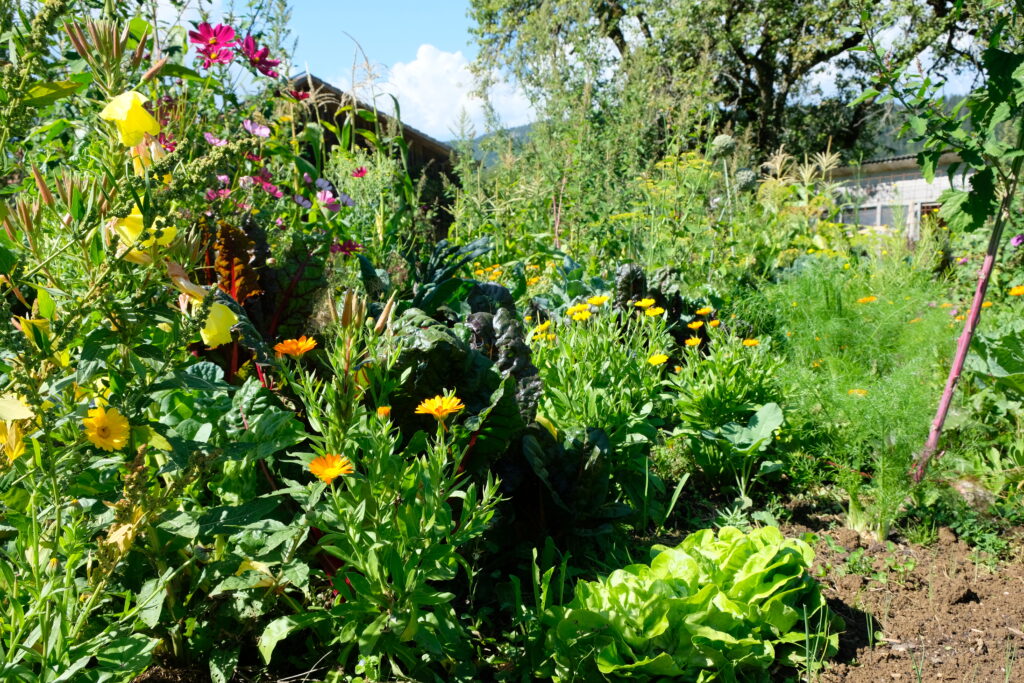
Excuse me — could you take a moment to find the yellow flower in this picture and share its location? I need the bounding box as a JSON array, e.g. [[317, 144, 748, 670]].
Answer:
[[741, 338, 759, 347], [415, 394, 465, 421], [695, 307, 713, 315], [939, 302, 953, 308], [1, 421, 25, 464], [534, 320, 551, 334], [279, 114, 293, 123], [308, 454, 354, 484], [648, 353, 668, 365], [17, 317, 51, 350], [200, 302, 238, 348], [709, 319, 721, 328], [856, 296, 877, 304], [1009, 285, 1024, 296], [528, 276, 542, 286], [908, 317, 922, 324], [112, 206, 177, 256], [525, 315, 533, 322], [566, 303, 590, 316], [83, 406, 130, 452], [953, 314, 965, 321], [687, 320, 703, 330], [843, 263, 851, 269], [545, 333, 556, 342], [99, 91, 161, 147], [377, 406, 392, 418], [274, 335, 317, 358], [130, 136, 166, 177], [572, 310, 592, 321], [634, 298, 655, 309], [473, 269, 485, 276], [848, 389, 868, 397], [527, 264, 540, 270], [685, 337, 701, 347], [644, 307, 665, 317], [981, 301, 993, 308], [587, 295, 609, 306]]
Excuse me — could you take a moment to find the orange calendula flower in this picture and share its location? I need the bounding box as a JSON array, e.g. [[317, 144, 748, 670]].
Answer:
[[954, 315, 965, 322], [1009, 285, 1024, 296], [856, 296, 877, 304], [274, 335, 317, 358], [687, 320, 704, 330], [939, 302, 953, 308], [695, 307, 713, 316], [634, 298, 655, 309], [981, 301, 993, 308], [908, 317, 922, 324], [415, 394, 465, 421], [308, 454, 354, 484], [709, 319, 721, 328], [848, 389, 868, 397], [741, 338, 759, 347], [377, 406, 392, 418], [648, 353, 669, 365], [685, 337, 701, 347]]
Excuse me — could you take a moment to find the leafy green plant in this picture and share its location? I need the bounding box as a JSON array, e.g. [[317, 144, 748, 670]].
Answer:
[[544, 526, 842, 682]]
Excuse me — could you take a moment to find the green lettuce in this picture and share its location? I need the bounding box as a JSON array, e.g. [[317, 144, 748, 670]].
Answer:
[[546, 526, 842, 682]]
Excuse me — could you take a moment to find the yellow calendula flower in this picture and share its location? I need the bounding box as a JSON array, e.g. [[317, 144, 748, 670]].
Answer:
[[709, 319, 721, 328], [644, 307, 665, 317], [415, 394, 465, 422], [648, 353, 668, 365], [99, 91, 161, 147], [695, 307, 713, 315], [83, 406, 130, 452], [566, 303, 590, 316], [200, 303, 238, 348], [308, 453, 354, 484], [687, 320, 703, 330], [939, 302, 953, 308], [545, 333, 556, 342], [527, 276, 542, 286], [534, 320, 552, 334], [1009, 285, 1024, 296], [848, 389, 868, 397], [981, 301, 993, 308], [587, 295, 609, 306], [274, 335, 317, 358], [634, 298, 655, 309], [908, 317, 922, 324], [685, 337, 701, 347], [856, 296, 877, 304], [741, 338, 759, 347], [953, 315, 965, 322], [572, 310, 592, 322], [473, 268, 485, 276]]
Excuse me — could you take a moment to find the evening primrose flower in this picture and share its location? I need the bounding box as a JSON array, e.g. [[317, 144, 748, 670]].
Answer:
[[113, 206, 177, 250], [200, 303, 238, 348], [587, 295, 610, 306], [644, 307, 665, 317], [634, 298, 655, 309], [648, 353, 668, 365], [274, 335, 317, 358], [308, 454, 354, 484], [741, 338, 760, 347], [83, 406, 130, 451], [415, 394, 465, 422], [99, 91, 161, 147]]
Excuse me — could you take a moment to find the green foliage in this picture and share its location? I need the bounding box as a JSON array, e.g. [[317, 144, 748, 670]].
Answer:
[[545, 526, 841, 682]]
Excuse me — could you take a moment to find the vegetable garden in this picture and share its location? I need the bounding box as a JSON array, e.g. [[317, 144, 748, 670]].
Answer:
[[0, 1, 1022, 681]]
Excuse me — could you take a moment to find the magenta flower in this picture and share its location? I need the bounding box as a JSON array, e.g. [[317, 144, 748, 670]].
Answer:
[[331, 239, 364, 256], [302, 172, 313, 184], [317, 189, 341, 212], [216, 174, 231, 185], [246, 153, 263, 163], [204, 132, 227, 147], [287, 90, 310, 101], [205, 188, 231, 201], [240, 35, 281, 78], [157, 132, 177, 152], [1011, 233, 1024, 248], [243, 119, 270, 138], [198, 46, 235, 69], [188, 23, 237, 49], [351, 166, 368, 178]]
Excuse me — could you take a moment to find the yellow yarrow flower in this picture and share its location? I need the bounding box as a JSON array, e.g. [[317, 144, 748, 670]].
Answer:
[[308, 454, 354, 484], [99, 91, 161, 147], [647, 353, 668, 365], [83, 406, 130, 452]]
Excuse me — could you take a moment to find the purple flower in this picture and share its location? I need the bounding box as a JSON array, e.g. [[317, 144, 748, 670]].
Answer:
[[240, 35, 281, 78], [958, 257, 969, 265], [302, 172, 313, 184], [246, 153, 263, 163], [337, 192, 355, 207], [1011, 233, 1024, 248], [217, 174, 230, 185], [315, 177, 333, 192], [243, 119, 270, 138], [157, 132, 177, 152], [262, 183, 283, 199], [293, 194, 312, 209], [204, 132, 227, 146]]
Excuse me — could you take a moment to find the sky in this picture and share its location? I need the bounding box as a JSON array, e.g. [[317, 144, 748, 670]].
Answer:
[[287, 1, 533, 141]]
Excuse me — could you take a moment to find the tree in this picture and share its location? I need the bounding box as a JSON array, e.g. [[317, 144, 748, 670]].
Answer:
[[469, 0, 974, 157]]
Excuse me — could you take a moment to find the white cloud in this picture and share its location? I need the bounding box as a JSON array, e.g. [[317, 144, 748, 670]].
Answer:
[[333, 44, 533, 141]]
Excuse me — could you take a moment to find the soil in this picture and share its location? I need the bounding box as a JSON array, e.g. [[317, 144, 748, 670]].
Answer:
[[793, 524, 1024, 682]]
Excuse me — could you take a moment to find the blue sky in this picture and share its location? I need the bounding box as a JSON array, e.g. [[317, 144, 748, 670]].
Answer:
[[285, 1, 532, 140]]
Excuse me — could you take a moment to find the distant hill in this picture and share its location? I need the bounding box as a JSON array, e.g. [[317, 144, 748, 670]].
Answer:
[[448, 123, 534, 165]]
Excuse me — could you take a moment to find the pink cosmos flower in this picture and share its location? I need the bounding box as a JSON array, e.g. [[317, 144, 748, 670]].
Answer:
[[198, 46, 235, 69], [243, 119, 270, 138], [1012, 233, 1024, 248], [317, 189, 340, 212], [240, 35, 281, 78], [205, 188, 231, 201], [188, 23, 237, 49], [204, 132, 227, 146], [157, 132, 177, 152], [351, 166, 368, 178]]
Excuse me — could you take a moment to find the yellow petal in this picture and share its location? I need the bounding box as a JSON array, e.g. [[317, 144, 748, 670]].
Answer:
[[200, 303, 238, 348], [0, 395, 33, 421]]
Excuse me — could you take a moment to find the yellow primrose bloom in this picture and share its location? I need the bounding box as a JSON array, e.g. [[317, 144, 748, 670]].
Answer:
[[587, 295, 609, 306], [695, 307, 713, 315], [83, 406, 130, 452], [200, 302, 238, 348], [634, 298, 655, 309], [644, 307, 665, 317], [648, 353, 668, 365], [113, 207, 177, 254], [572, 310, 592, 322], [685, 337, 700, 347], [130, 136, 166, 176], [687, 320, 703, 330], [1, 421, 25, 464], [99, 91, 161, 147]]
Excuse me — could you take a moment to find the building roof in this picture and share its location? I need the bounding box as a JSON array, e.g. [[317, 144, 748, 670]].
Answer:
[[288, 73, 453, 168], [830, 152, 961, 178]]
